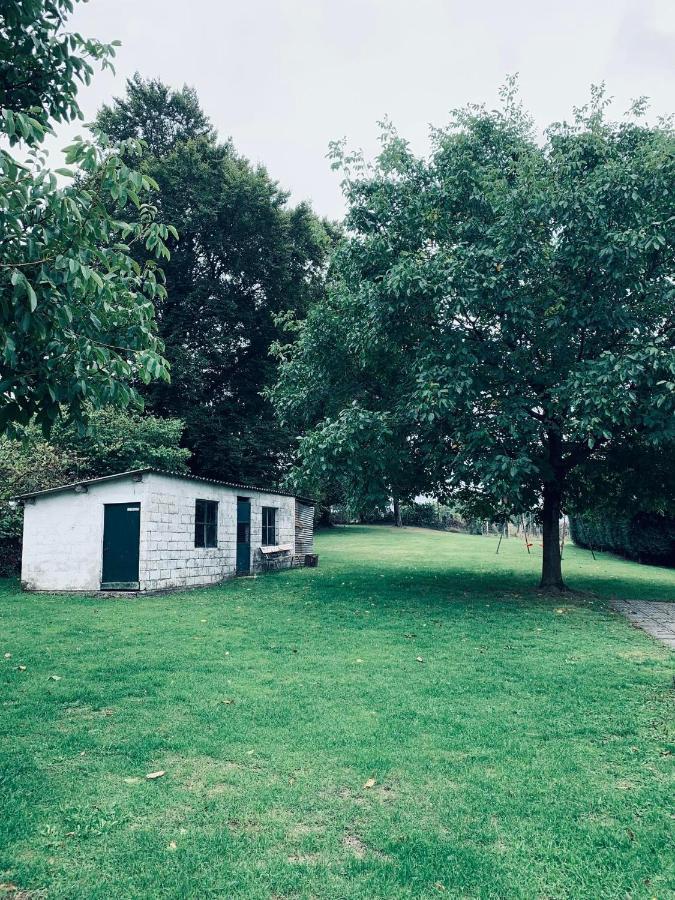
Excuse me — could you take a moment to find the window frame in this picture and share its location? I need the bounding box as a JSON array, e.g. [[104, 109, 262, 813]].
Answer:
[[261, 506, 277, 546], [194, 499, 218, 548]]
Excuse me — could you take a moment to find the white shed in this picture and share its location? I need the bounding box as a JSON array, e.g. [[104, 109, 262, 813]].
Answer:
[[16, 469, 316, 593]]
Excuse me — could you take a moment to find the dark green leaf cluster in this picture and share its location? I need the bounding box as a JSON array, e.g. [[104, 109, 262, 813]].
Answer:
[[1, 133, 173, 432], [1, 0, 117, 142], [95, 76, 335, 484], [1, 1, 174, 435]]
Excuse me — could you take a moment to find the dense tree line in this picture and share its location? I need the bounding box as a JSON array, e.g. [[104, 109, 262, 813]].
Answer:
[[95, 75, 336, 484]]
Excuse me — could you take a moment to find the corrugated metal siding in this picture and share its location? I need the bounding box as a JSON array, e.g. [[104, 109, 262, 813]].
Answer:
[[295, 501, 314, 558]]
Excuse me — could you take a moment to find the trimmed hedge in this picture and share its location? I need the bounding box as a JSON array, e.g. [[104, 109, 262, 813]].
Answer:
[[337, 502, 465, 531], [0, 503, 23, 577], [570, 513, 675, 567], [400, 502, 467, 530], [0, 537, 21, 578], [400, 502, 441, 529]]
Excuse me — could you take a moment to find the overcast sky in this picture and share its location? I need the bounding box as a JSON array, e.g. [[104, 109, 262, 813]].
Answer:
[[56, 0, 675, 220]]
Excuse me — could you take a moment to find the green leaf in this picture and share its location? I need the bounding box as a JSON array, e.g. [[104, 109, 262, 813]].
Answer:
[[26, 282, 37, 312]]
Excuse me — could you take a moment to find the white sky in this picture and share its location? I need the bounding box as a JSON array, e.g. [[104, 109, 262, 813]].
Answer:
[[54, 0, 675, 220]]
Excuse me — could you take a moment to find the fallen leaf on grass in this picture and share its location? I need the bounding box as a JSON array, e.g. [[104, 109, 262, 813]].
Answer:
[[434, 883, 446, 892], [363, 777, 376, 789], [146, 770, 166, 780], [416, 656, 424, 663]]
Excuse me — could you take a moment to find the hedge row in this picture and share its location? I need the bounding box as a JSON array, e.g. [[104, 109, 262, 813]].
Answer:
[[0, 538, 21, 578], [569, 513, 675, 566], [334, 502, 465, 530]]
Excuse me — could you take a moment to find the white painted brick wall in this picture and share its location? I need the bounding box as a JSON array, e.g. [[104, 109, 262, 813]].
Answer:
[[21, 478, 148, 591], [140, 474, 296, 590], [21, 471, 300, 592]]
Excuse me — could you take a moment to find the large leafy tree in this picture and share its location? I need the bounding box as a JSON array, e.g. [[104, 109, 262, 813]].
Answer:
[[96, 73, 213, 157], [95, 76, 334, 483], [270, 308, 431, 523], [272, 85, 675, 589], [0, 1, 172, 435]]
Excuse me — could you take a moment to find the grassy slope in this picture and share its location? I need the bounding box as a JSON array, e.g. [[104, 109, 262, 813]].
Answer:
[[0, 527, 673, 900]]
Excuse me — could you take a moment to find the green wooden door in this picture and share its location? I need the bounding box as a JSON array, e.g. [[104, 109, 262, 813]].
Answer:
[[101, 503, 140, 589], [236, 499, 251, 575]]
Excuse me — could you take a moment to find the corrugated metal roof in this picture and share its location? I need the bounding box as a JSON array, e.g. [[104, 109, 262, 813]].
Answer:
[[14, 468, 316, 504]]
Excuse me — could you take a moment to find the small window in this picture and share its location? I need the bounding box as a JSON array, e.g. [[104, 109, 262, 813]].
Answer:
[[261, 507, 277, 546], [195, 499, 218, 548]]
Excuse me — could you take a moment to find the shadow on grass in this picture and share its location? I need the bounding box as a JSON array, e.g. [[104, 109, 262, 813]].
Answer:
[[314, 526, 675, 606]]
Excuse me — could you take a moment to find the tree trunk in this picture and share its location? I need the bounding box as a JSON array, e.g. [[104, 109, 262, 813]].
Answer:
[[393, 496, 403, 527], [317, 504, 332, 528], [540, 429, 566, 591], [540, 478, 565, 590]]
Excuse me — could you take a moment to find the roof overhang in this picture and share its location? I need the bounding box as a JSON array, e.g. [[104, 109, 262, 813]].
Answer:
[[13, 468, 316, 505]]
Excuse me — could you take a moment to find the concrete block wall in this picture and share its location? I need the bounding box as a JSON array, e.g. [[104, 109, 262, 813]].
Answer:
[[140, 474, 237, 591], [140, 474, 296, 590], [21, 478, 148, 592], [20, 471, 300, 593], [248, 489, 296, 574]]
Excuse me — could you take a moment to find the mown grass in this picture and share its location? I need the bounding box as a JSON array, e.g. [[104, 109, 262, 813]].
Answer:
[[1, 526, 673, 899]]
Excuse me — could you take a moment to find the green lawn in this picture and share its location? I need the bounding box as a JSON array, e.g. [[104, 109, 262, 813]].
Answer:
[[1, 527, 673, 900]]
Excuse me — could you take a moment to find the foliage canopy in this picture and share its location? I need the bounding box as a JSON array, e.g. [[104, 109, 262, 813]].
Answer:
[[272, 83, 675, 588], [95, 75, 335, 483], [0, 0, 173, 435]]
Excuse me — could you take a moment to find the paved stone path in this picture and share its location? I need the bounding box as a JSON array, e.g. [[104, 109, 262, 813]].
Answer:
[[613, 600, 675, 649]]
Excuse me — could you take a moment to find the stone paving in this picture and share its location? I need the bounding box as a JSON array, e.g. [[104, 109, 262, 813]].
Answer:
[[613, 600, 675, 649]]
